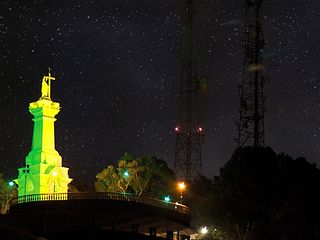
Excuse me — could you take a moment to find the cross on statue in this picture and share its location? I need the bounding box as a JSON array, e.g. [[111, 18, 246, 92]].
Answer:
[[41, 67, 56, 99]]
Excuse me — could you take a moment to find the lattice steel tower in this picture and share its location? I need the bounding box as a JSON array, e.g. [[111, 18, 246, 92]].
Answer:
[[237, 0, 266, 147], [174, 0, 204, 181]]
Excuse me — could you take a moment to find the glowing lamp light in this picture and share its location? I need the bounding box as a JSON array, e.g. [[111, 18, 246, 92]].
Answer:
[[52, 171, 58, 177], [164, 196, 171, 202], [175, 126, 180, 132], [123, 171, 129, 178], [8, 181, 14, 187], [177, 181, 186, 204], [200, 226, 208, 235], [178, 181, 186, 190]]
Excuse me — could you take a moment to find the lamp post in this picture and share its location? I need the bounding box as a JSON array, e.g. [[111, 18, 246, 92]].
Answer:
[[200, 226, 209, 240], [177, 181, 186, 204]]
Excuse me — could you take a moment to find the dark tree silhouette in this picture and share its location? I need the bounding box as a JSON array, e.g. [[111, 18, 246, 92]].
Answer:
[[138, 156, 175, 198], [206, 147, 320, 240]]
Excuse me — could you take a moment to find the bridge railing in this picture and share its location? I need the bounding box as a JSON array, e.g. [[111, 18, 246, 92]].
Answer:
[[12, 192, 190, 215]]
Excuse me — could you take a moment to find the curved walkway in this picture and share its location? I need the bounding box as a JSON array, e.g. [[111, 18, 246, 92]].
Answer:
[[12, 192, 190, 215]]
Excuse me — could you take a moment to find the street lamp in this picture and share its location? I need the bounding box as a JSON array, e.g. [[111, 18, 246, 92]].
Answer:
[[8, 181, 14, 187], [177, 181, 186, 204], [200, 226, 208, 235], [164, 195, 171, 202], [123, 170, 129, 178]]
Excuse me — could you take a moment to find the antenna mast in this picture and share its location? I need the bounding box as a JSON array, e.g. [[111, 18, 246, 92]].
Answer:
[[174, 0, 204, 181], [237, 0, 266, 147]]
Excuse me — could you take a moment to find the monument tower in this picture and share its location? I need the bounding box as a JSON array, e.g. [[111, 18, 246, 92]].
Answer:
[[16, 69, 72, 197]]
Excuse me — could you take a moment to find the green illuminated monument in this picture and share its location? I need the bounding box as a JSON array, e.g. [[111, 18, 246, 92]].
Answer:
[[16, 70, 72, 197]]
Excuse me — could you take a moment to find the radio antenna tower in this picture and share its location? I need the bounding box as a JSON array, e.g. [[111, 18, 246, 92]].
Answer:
[[236, 0, 266, 147], [174, 0, 204, 181]]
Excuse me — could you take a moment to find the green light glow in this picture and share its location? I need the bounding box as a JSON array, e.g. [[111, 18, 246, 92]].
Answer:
[[16, 70, 72, 197], [164, 196, 170, 202], [123, 171, 129, 178]]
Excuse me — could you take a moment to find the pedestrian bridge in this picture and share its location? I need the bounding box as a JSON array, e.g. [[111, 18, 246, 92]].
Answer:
[[9, 192, 192, 239], [12, 192, 190, 215]]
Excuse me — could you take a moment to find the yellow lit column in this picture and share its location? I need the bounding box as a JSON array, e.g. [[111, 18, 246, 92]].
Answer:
[[17, 70, 72, 197]]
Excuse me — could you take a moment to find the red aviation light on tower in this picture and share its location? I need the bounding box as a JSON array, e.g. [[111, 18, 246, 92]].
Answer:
[[197, 126, 204, 134]]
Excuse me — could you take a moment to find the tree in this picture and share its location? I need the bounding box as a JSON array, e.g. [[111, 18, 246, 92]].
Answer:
[[208, 146, 320, 240], [188, 175, 214, 224], [134, 156, 175, 197], [68, 184, 79, 193], [95, 153, 141, 194], [0, 174, 17, 214], [95, 153, 175, 198]]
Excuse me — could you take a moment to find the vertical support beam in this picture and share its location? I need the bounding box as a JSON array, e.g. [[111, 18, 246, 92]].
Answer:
[[149, 227, 157, 239], [131, 224, 139, 233], [166, 231, 174, 240], [181, 235, 190, 240]]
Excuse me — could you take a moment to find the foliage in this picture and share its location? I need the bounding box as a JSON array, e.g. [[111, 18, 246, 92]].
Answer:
[[68, 184, 79, 193], [95, 153, 139, 194], [0, 174, 17, 214], [136, 156, 175, 197], [189, 175, 214, 224], [207, 146, 320, 240], [95, 153, 175, 198]]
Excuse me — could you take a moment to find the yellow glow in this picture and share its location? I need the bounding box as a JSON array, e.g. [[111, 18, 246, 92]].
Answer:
[[178, 181, 186, 190], [200, 226, 208, 235], [52, 171, 58, 177]]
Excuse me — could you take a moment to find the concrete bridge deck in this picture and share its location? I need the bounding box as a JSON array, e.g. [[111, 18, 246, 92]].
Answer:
[[6, 192, 193, 239]]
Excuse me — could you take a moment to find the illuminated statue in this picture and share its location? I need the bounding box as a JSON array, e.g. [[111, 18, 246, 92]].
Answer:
[[41, 68, 55, 99], [16, 69, 72, 197]]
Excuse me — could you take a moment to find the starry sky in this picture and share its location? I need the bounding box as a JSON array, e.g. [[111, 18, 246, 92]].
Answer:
[[1, 0, 320, 185]]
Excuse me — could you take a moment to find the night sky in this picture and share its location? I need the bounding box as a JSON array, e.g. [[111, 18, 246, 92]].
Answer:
[[1, 0, 320, 185]]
